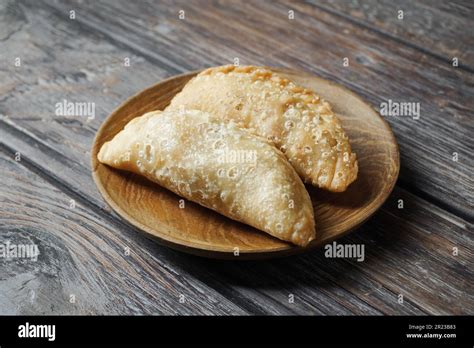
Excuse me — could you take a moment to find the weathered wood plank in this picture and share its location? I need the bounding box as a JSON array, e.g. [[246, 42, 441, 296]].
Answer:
[[27, 0, 474, 218], [310, 0, 474, 70], [200, 185, 474, 315], [344, 191, 473, 315], [0, 150, 249, 315]]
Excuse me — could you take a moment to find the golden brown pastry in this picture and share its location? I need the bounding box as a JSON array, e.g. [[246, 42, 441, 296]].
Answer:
[[167, 65, 358, 192], [98, 109, 315, 246]]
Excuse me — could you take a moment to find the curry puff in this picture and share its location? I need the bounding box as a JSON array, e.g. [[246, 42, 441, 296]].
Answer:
[[98, 109, 315, 246], [167, 65, 358, 192]]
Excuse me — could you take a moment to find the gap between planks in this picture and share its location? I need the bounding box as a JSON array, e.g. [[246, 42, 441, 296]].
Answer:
[[305, 1, 474, 74]]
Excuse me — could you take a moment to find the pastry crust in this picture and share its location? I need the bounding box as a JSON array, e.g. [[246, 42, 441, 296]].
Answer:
[[167, 65, 358, 192], [98, 109, 315, 246]]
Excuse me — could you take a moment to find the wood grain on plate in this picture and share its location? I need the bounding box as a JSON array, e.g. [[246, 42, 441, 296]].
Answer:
[[91, 68, 400, 258]]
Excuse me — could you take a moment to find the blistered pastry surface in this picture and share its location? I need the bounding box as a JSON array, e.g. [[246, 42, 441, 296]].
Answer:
[[98, 109, 315, 246], [168, 65, 358, 192]]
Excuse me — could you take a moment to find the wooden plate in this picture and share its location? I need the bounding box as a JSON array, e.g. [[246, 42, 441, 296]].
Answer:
[[91, 68, 399, 259]]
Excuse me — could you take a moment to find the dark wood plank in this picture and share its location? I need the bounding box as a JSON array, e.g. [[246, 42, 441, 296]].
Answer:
[[198, 186, 474, 315], [310, 0, 474, 70], [344, 192, 473, 315], [0, 150, 248, 315], [28, 0, 473, 219], [0, 0, 472, 314]]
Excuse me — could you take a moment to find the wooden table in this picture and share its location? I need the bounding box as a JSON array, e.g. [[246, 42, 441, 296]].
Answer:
[[1, 0, 472, 315]]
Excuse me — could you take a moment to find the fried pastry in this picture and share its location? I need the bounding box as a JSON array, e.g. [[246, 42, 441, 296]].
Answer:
[[98, 109, 315, 246], [167, 65, 358, 192]]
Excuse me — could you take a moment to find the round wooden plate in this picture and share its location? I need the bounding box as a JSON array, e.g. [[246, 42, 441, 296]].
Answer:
[[91, 68, 399, 259]]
